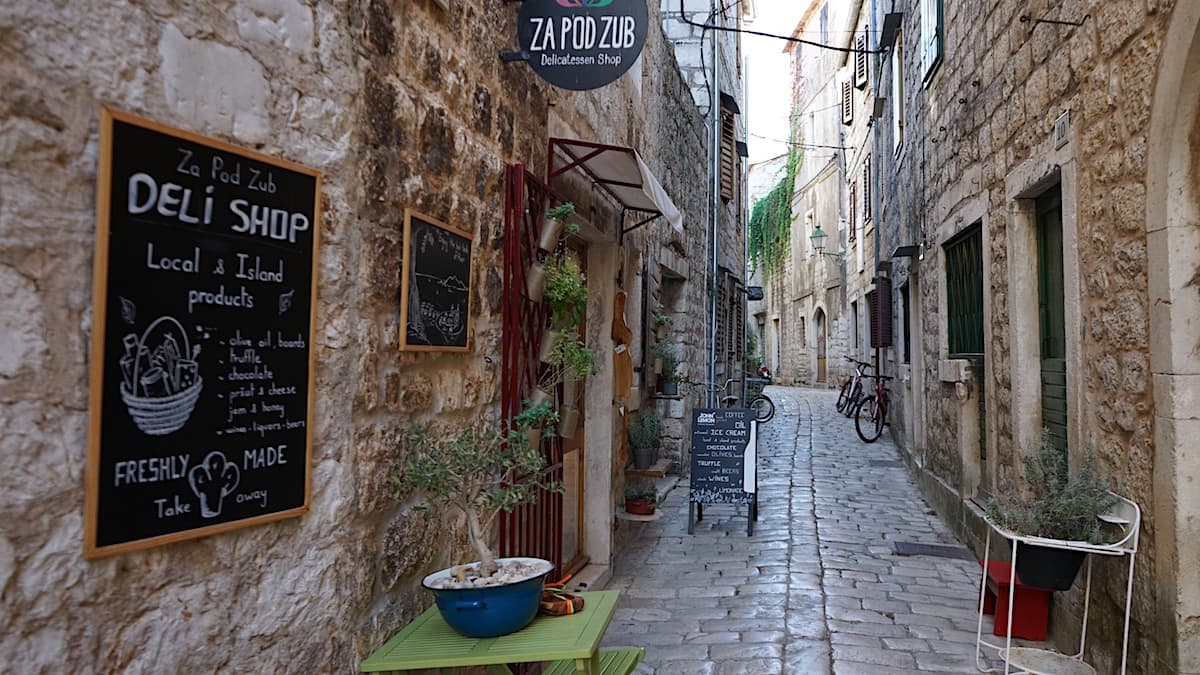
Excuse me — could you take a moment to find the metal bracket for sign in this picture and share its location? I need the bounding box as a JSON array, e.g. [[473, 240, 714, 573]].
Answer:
[[499, 50, 529, 62]]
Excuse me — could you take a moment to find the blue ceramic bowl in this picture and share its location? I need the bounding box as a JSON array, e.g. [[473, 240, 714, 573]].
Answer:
[[422, 557, 552, 638]]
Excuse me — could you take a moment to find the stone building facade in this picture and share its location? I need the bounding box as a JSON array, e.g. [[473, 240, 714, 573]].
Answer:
[[867, 0, 1200, 671], [0, 1, 740, 671]]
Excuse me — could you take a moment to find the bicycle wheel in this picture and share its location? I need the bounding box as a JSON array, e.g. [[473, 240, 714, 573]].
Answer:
[[836, 379, 851, 413], [749, 394, 775, 423], [843, 382, 862, 418], [855, 395, 884, 442]]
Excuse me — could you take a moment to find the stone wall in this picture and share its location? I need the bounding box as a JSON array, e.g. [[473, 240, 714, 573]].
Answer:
[[0, 0, 715, 671], [874, 0, 1180, 670]]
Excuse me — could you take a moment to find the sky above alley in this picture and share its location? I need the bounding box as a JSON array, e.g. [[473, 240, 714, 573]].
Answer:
[[744, 0, 807, 166]]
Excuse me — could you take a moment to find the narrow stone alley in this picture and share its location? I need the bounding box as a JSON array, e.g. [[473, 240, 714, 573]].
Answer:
[[601, 387, 995, 674]]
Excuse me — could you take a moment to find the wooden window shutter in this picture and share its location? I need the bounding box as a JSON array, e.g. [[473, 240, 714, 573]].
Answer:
[[862, 154, 872, 223], [870, 276, 894, 347], [721, 109, 735, 202], [841, 81, 853, 125], [848, 180, 858, 242], [854, 33, 868, 89]]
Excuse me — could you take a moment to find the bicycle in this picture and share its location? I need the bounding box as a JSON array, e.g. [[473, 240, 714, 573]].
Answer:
[[743, 376, 775, 423], [836, 357, 873, 417], [694, 377, 774, 423], [853, 373, 894, 443]]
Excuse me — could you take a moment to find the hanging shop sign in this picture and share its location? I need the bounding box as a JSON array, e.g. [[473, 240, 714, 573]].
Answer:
[[517, 0, 648, 91], [84, 108, 320, 558]]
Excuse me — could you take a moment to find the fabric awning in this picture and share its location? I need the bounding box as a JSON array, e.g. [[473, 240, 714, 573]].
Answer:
[[547, 138, 683, 235]]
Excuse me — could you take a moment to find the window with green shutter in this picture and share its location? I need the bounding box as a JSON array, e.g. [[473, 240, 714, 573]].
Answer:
[[1037, 186, 1068, 454], [944, 224, 983, 358]]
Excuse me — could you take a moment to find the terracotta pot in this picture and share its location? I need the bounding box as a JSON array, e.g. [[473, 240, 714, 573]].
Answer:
[[538, 328, 560, 364], [557, 406, 580, 438], [538, 218, 564, 252], [625, 497, 655, 515], [526, 262, 547, 302]]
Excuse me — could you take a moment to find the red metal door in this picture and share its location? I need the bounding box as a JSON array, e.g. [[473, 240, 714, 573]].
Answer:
[[500, 164, 565, 576]]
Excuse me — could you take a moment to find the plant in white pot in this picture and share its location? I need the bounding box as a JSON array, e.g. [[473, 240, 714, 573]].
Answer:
[[985, 431, 1119, 590], [397, 419, 562, 637]]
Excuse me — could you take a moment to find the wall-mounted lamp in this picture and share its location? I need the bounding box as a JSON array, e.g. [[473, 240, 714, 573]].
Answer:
[[810, 226, 844, 262]]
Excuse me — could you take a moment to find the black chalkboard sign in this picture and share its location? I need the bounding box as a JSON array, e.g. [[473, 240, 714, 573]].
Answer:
[[84, 108, 320, 558], [400, 210, 473, 351], [688, 408, 758, 535]]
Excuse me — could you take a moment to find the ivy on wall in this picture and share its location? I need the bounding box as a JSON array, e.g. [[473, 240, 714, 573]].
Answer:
[[748, 149, 801, 279]]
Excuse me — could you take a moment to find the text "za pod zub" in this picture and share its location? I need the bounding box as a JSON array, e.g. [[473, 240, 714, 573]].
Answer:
[[528, 15, 637, 52]]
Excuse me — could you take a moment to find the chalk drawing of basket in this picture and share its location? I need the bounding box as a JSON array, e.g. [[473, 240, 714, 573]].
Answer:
[[120, 316, 203, 436]]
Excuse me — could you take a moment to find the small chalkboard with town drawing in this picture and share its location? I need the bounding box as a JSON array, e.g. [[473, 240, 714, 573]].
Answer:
[[400, 210, 473, 351]]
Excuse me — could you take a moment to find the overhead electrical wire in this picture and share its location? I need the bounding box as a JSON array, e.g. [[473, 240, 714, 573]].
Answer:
[[678, 0, 889, 55]]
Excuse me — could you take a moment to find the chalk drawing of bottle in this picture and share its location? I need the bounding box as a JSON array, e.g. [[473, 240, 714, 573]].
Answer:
[[119, 315, 203, 435], [188, 451, 240, 518]]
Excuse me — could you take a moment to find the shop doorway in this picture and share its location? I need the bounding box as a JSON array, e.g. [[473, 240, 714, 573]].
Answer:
[[815, 308, 827, 383]]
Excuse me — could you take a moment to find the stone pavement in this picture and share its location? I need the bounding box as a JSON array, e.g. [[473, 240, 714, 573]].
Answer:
[[600, 386, 1003, 674]]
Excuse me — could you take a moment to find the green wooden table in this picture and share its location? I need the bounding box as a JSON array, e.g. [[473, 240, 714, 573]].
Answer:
[[361, 590, 623, 674]]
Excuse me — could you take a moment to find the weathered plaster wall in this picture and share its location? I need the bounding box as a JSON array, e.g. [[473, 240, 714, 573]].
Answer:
[[0, 0, 715, 671], [875, 0, 1181, 670]]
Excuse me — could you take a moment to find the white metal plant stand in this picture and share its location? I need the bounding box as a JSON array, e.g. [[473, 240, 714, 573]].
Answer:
[[974, 492, 1140, 675]]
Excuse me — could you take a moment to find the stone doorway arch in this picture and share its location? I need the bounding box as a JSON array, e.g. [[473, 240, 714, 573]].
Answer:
[[1147, 4, 1200, 672], [814, 307, 827, 384]]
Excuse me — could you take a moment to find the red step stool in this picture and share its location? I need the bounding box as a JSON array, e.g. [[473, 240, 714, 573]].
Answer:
[[981, 560, 1051, 641]]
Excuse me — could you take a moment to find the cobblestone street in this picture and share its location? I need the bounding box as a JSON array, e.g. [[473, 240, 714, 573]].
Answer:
[[602, 386, 997, 674]]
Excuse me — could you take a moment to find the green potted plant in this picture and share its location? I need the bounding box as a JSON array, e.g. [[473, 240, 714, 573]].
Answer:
[[652, 302, 671, 339], [654, 343, 680, 396], [539, 202, 579, 252], [536, 331, 595, 438], [513, 398, 558, 451], [397, 419, 562, 637], [627, 411, 662, 470], [624, 484, 657, 515], [538, 252, 588, 363], [985, 431, 1120, 590]]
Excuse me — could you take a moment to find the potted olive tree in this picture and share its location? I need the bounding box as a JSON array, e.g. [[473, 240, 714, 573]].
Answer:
[[628, 411, 662, 470], [397, 418, 562, 637], [986, 432, 1120, 590]]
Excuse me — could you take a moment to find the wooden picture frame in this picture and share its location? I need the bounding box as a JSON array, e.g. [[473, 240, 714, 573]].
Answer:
[[400, 209, 474, 351], [85, 107, 321, 558]]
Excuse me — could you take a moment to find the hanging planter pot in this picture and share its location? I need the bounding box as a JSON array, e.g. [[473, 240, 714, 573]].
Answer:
[[525, 427, 544, 449], [557, 406, 580, 438], [538, 328, 560, 364], [561, 376, 580, 407], [538, 218, 565, 252], [1015, 543, 1087, 591], [530, 386, 553, 408], [526, 261, 547, 302]]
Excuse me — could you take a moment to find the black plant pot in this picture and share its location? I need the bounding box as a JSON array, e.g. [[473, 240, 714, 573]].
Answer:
[[659, 380, 679, 396], [632, 445, 656, 470], [1015, 543, 1087, 591]]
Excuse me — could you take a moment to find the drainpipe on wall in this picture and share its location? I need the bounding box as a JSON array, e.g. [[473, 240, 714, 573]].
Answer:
[[870, 0, 882, 374], [708, 0, 721, 408]]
